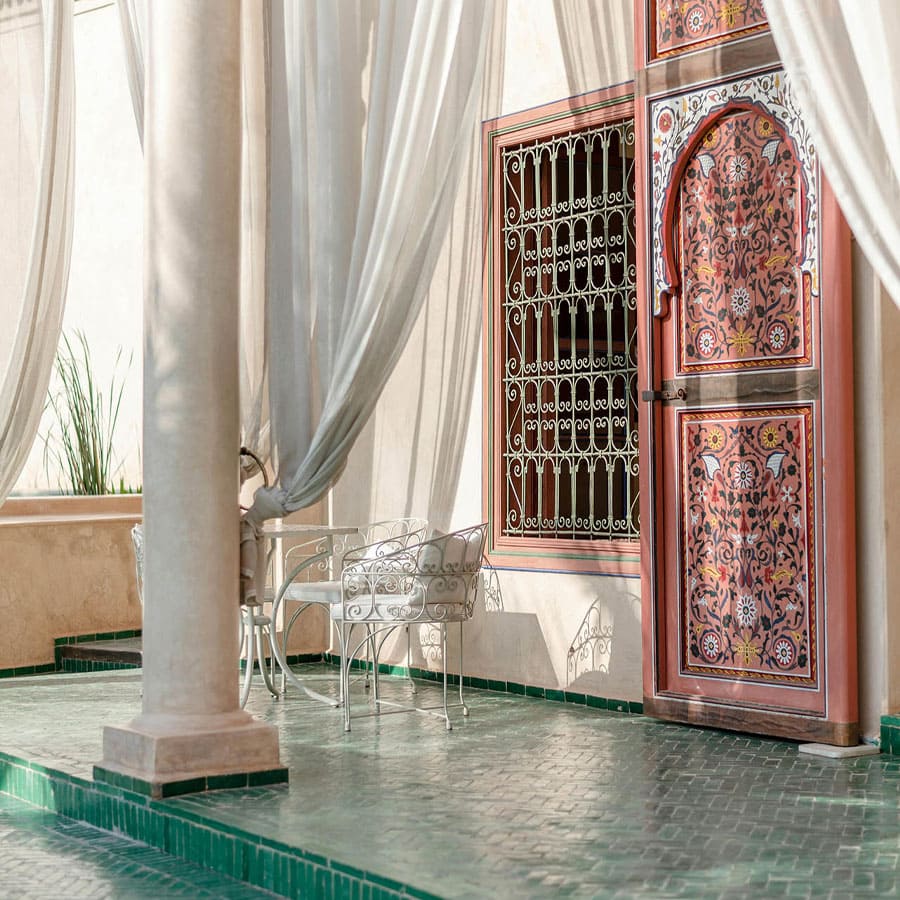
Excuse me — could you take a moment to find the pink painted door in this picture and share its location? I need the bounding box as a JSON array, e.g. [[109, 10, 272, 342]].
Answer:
[[641, 72, 857, 744]]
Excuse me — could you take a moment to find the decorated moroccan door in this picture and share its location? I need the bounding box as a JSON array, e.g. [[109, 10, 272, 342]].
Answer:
[[637, 59, 857, 743]]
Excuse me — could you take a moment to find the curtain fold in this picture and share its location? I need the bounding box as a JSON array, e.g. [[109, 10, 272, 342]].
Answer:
[[245, 0, 490, 527], [115, 0, 271, 473], [0, 0, 75, 506], [765, 0, 900, 306], [116, 0, 144, 147]]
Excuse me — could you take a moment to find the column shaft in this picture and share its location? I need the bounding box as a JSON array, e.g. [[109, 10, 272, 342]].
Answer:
[[98, 0, 283, 796]]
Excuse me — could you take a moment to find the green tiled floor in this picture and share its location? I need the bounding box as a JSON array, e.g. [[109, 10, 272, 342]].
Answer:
[[3, 665, 900, 897], [0, 792, 278, 898]]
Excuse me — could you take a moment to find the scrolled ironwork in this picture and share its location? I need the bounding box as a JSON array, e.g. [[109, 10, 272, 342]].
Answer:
[[500, 117, 638, 541]]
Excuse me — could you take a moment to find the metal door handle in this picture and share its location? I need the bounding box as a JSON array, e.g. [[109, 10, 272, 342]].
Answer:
[[641, 388, 686, 402]]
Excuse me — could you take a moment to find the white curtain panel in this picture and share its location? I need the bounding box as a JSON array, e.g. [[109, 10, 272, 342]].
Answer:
[[238, 0, 271, 475], [244, 0, 490, 526], [0, 0, 75, 506], [765, 0, 900, 306], [115, 0, 271, 472], [116, 0, 144, 147]]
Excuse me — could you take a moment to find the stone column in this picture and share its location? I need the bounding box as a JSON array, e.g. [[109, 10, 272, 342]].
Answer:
[[97, 0, 283, 797]]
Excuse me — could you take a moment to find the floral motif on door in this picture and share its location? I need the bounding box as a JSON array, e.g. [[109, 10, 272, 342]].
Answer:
[[680, 406, 816, 685], [650, 72, 818, 321], [677, 109, 810, 372], [654, 0, 768, 57]]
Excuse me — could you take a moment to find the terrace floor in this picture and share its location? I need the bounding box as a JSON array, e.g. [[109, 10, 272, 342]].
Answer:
[[2, 664, 900, 898]]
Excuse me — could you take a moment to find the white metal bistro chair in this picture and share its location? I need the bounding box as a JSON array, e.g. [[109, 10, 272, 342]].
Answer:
[[332, 523, 488, 731], [268, 517, 428, 702]]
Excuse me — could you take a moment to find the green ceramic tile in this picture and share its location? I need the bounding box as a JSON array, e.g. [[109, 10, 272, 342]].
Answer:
[[365, 871, 405, 893], [564, 691, 586, 705], [607, 699, 629, 713], [315, 866, 334, 898], [525, 684, 545, 699], [161, 777, 207, 798], [629, 701, 644, 714], [545, 689, 565, 702], [506, 681, 525, 695], [487, 679, 506, 693], [247, 767, 289, 787], [585, 694, 608, 709], [207, 773, 249, 791]]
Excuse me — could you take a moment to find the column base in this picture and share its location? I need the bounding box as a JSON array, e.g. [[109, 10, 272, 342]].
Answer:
[[96, 712, 286, 798]]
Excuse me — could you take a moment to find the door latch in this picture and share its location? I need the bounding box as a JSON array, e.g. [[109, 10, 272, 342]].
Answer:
[[641, 388, 686, 402]]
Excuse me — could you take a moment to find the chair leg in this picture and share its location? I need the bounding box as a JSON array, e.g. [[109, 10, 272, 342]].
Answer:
[[240, 608, 254, 709], [459, 620, 468, 717], [406, 625, 417, 695], [441, 623, 451, 731], [340, 622, 352, 732], [256, 621, 278, 699]]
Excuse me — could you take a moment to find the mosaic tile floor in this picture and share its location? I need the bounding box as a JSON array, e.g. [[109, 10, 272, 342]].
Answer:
[[3, 666, 900, 897], [0, 792, 278, 898]]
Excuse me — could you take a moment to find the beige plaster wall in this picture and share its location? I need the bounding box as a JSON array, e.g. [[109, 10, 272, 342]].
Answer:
[[882, 294, 900, 717], [332, 0, 641, 700], [0, 498, 142, 669], [852, 247, 900, 740]]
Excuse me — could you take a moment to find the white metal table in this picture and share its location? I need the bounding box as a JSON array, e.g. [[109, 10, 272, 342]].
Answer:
[[261, 523, 360, 706]]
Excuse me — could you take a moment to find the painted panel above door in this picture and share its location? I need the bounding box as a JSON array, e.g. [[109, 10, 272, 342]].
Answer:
[[650, 0, 768, 61], [649, 70, 816, 324], [675, 109, 811, 372]]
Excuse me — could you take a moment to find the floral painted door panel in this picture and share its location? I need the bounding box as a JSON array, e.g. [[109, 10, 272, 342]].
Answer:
[[681, 407, 815, 684], [652, 0, 769, 60], [677, 109, 810, 371], [645, 69, 856, 742]]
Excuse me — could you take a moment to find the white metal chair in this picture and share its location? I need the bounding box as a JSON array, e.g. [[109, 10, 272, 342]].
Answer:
[[130, 524, 144, 607], [269, 517, 427, 700], [130, 521, 277, 708], [333, 523, 488, 731]]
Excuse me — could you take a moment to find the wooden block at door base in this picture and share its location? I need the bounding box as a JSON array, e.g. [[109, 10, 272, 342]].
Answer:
[[643, 695, 859, 747]]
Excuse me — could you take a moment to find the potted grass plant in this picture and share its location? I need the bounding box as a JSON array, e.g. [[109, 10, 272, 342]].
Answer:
[[42, 330, 136, 495]]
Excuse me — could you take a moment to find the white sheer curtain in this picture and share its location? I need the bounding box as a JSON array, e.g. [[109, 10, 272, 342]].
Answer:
[[116, 0, 144, 148], [0, 0, 75, 506], [115, 0, 270, 470], [765, 0, 900, 306], [244, 0, 490, 527]]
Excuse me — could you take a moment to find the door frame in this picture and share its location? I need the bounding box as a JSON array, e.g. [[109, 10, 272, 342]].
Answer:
[[635, 73, 858, 745]]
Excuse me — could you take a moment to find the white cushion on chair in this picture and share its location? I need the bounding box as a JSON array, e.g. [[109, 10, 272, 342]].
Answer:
[[329, 591, 427, 622], [282, 580, 341, 605]]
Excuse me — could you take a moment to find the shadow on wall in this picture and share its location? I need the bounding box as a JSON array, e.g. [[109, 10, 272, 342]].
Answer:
[[553, 0, 633, 96], [332, 1, 508, 529], [403, 573, 641, 699], [566, 591, 641, 695]]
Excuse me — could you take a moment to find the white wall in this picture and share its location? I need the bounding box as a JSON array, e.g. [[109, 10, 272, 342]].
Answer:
[[854, 245, 900, 739], [332, 0, 642, 701], [14, 0, 143, 495]]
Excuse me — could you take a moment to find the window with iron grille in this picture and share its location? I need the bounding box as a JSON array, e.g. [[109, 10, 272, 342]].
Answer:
[[484, 90, 639, 571]]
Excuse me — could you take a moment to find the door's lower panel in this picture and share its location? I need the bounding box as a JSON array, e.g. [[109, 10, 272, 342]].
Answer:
[[678, 405, 816, 687], [644, 694, 857, 746]]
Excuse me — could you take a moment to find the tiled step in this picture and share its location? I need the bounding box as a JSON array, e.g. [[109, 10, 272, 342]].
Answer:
[[57, 637, 142, 672]]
